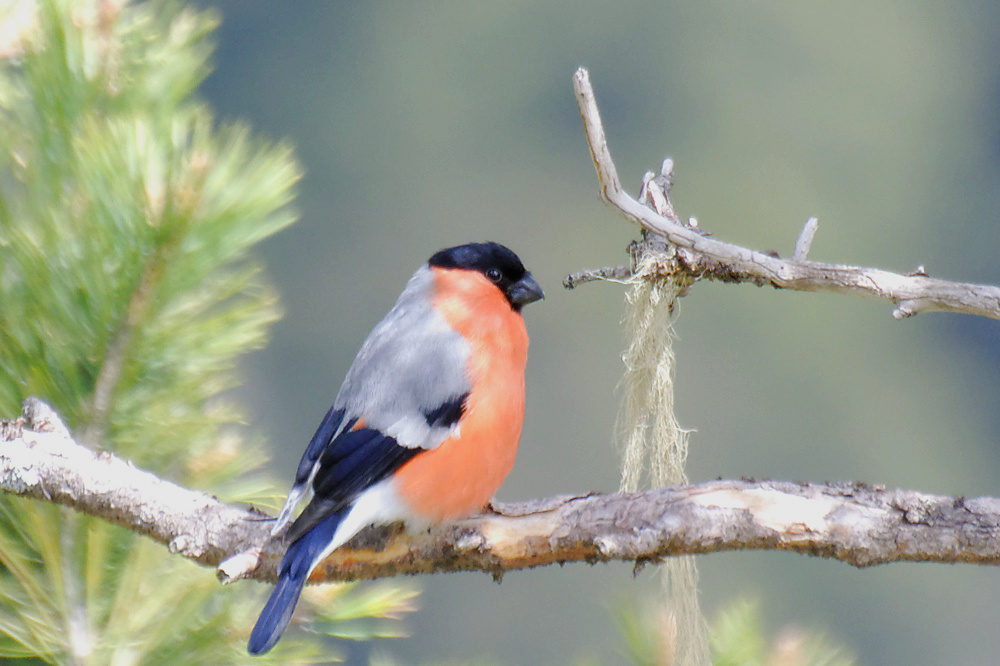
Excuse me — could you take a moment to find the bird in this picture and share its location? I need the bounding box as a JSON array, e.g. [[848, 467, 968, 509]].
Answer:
[[248, 241, 544, 655]]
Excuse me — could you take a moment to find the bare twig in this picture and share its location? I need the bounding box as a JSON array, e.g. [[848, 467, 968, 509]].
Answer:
[[570, 67, 1000, 321], [793, 217, 820, 262], [4, 400, 1000, 586], [563, 265, 633, 289]]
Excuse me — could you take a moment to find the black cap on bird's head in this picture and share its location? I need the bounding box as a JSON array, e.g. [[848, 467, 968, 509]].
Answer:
[[428, 242, 544, 311]]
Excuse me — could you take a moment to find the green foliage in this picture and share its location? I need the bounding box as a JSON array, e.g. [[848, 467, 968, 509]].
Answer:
[[307, 582, 420, 642], [710, 599, 854, 666], [615, 596, 855, 666], [614, 597, 679, 666], [0, 0, 417, 662]]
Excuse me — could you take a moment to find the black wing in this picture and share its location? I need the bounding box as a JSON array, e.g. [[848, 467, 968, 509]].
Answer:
[[291, 406, 346, 487], [285, 422, 422, 544]]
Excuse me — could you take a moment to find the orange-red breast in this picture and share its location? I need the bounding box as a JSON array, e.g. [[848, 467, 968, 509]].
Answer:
[[249, 242, 543, 655]]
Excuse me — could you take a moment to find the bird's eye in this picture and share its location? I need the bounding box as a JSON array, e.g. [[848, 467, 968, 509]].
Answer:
[[486, 268, 502, 283]]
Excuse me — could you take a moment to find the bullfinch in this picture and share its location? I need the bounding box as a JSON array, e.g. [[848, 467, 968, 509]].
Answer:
[[248, 242, 544, 655]]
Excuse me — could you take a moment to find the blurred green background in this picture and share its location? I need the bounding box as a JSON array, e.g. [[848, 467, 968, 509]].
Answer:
[[191, 2, 1000, 663]]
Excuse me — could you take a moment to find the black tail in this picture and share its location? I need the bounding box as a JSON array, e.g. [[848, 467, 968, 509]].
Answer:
[[248, 510, 345, 655]]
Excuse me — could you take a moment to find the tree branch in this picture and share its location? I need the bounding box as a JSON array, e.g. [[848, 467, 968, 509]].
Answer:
[[569, 67, 1000, 321], [6, 76, 1000, 589], [4, 399, 1000, 587]]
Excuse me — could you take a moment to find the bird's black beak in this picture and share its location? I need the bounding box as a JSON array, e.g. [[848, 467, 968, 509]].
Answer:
[[507, 273, 545, 310]]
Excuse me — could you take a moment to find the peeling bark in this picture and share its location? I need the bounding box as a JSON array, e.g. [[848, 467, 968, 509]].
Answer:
[[3, 400, 999, 589]]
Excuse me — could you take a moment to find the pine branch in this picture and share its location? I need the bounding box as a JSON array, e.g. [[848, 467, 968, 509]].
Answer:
[[569, 68, 1000, 321], [4, 399, 999, 588]]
